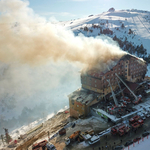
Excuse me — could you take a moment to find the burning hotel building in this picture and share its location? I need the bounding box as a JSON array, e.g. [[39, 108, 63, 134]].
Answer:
[[68, 54, 147, 118]]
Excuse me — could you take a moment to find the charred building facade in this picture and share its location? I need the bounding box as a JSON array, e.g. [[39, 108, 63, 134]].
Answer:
[[69, 54, 147, 118], [81, 54, 147, 95]]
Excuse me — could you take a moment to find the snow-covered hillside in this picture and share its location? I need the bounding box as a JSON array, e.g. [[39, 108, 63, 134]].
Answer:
[[1, 8, 150, 136], [60, 9, 150, 57]]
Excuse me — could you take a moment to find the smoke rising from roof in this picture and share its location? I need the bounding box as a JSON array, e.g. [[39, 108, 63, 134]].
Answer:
[[0, 0, 127, 133], [0, 0, 126, 68]]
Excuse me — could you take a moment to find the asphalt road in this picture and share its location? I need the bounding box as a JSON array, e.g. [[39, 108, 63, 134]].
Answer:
[[67, 117, 150, 150], [63, 97, 150, 150]]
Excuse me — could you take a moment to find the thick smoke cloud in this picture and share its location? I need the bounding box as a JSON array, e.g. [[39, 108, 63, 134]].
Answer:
[[0, 0, 126, 133], [0, 0, 125, 67]]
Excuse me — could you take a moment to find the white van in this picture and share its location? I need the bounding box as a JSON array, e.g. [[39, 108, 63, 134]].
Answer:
[[88, 135, 100, 145]]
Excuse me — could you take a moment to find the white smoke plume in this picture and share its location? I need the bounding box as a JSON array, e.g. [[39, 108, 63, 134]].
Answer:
[[0, 0, 125, 67], [0, 0, 126, 133]]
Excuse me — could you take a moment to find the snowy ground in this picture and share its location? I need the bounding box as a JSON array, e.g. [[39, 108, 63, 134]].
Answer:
[[60, 9, 150, 53], [0, 107, 69, 149]]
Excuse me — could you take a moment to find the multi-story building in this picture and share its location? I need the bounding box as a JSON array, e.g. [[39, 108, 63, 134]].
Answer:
[[81, 54, 147, 95], [68, 88, 99, 118], [69, 54, 147, 118]]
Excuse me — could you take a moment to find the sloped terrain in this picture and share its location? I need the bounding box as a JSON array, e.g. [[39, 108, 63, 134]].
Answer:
[[59, 9, 150, 60]]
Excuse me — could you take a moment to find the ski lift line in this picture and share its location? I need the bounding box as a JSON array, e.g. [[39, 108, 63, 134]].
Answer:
[[131, 16, 139, 35], [136, 15, 150, 34], [115, 73, 138, 100]]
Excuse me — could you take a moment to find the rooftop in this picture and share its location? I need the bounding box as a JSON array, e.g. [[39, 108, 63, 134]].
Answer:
[[84, 53, 146, 79], [68, 88, 95, 105]]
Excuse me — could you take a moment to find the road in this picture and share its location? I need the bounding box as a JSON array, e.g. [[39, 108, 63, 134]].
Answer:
[[68, 118, 150, 150]]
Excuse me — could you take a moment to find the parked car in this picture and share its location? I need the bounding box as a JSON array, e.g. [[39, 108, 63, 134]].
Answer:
[[98, 129, 110, 137], [124, 140, 133, 146], [133, 137, 141, 142], [146, 114, 150, 118], [142, 116, 146, 120], [88, 135, 100, 145], [113, 145, 123, 150], [46, 142, 56, 150], [142, 131, 150, 137], [32, 140, 48, 150], [71, 122, 76, 128], [59, 128, 66, 136]]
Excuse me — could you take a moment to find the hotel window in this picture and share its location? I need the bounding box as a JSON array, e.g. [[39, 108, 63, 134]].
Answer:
[[77, 105, 79, 107], [71, 100, 74, 105]]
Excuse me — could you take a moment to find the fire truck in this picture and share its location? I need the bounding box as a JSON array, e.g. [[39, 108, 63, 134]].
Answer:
[[32, 140, 48, 150], [131, 119, 144, 130], [111, 123, 130, 136], [129, 115, 140, 124], [118, 126, 130, 136]]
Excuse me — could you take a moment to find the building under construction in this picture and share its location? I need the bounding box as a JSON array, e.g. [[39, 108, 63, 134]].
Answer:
[[69, 54, 148, 118]]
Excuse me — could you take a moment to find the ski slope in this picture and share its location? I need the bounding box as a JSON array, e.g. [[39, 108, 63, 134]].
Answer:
[[59, 9, 150, 53]]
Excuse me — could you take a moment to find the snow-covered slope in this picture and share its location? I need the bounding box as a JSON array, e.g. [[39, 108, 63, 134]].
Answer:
[[60, 9, 150, 54], [1, 8, 150, 136]]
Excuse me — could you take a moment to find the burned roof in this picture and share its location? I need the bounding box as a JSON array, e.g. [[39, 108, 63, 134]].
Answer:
[[84, 53, 146, 78], [68, 88, 94, 105]]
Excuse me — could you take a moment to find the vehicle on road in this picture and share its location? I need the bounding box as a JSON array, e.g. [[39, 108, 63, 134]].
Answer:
[[142, 116, 146, 120], [59, 128, 66, 136], [133, 137, 141, 142], [113, 145, 123, 150], [65, 130, 81, 145], [111, 123, 130, 136], [146, 114, 150, 118], [88, 135, 100, 145], [129, 115, 140, 124], [98, 128, 110, 136], [46, 142, 56, 150], [85, 129, 94, 136], [124, 140, 133, 146], [142, 131, 150, 137], [32, 140, 48, 150], [71, 122, 76, 128], [131, 119, 143, 130]]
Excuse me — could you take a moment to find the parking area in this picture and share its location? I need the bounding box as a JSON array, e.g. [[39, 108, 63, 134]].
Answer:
[[69, 113, 150, 150]]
